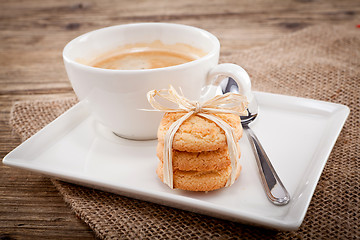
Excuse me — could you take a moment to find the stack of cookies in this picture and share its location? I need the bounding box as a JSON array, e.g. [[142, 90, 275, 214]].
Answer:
[[156, 112, 243, 191]]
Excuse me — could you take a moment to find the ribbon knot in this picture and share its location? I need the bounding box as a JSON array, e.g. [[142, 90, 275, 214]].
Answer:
[[147, 85, 248, 189], [193, 102, 201, 113]]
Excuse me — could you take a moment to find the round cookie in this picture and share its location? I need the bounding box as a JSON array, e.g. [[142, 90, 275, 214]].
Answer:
[[157, 142, 241, 171], [157, 112, 242, 152], [156, 162, 242, 192]]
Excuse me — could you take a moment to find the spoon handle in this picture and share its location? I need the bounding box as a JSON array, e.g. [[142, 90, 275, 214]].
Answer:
[[243, 125, 290, 205]]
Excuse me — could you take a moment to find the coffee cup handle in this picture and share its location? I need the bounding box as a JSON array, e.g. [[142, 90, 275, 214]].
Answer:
[[201, 63, 253, 102]]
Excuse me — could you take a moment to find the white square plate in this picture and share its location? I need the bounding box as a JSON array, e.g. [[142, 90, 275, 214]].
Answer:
[[3, 92, 349, 230]]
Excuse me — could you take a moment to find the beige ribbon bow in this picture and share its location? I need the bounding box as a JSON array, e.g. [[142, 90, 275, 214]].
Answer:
[[147, 85, 248, 189]]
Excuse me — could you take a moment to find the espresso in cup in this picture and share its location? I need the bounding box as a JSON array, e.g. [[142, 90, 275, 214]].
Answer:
[[87, 40, 206, 70]]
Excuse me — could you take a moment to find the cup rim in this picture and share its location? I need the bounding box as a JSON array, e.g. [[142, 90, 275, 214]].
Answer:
[[63, 22, 220, 73]]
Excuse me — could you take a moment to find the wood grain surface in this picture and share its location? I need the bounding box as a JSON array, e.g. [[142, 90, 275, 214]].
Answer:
[[1, 0, 359, 239]]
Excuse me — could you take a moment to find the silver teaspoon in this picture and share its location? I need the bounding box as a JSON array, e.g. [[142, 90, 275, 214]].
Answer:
[[222, 78, 290, 205]]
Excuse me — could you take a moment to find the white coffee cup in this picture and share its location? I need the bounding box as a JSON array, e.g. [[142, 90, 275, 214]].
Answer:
[[63, 23, 252, 140]]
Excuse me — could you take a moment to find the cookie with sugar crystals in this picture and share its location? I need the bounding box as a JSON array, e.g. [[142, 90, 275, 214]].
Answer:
[[157, 112, 242, 152], [157, 142, 241, 171], [156, 161, 242, 192]]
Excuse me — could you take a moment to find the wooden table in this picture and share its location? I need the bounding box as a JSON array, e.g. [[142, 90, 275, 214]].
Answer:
[[1, 0, 359, 238]]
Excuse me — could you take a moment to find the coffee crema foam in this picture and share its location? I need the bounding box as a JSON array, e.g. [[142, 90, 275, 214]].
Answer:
[[85, 40, 207, 70]]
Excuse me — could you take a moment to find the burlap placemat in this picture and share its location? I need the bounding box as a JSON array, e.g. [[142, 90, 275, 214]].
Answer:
[[10, 24, 359, 239]]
